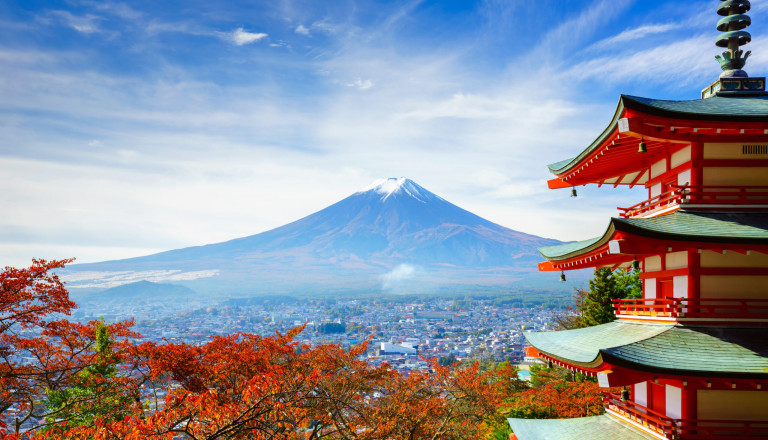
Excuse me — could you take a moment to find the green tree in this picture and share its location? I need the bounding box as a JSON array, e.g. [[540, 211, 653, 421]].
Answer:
[[557, 267, 643, 329], [44, 321, 138, 433], [614, 267, 642, 299], [580, 268, 619, 327]]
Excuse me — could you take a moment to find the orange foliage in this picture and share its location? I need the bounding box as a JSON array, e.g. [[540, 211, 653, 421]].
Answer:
[[0, 260, 609, 440], [503, 365, 604, 419], [1, 259, 139, 438]]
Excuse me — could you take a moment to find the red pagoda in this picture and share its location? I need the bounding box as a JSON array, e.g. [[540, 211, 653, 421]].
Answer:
[[509, 1, 768, 439]]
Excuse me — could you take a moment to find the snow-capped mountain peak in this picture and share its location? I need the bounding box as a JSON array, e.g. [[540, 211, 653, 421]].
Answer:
[[358, 177, 441, 203]]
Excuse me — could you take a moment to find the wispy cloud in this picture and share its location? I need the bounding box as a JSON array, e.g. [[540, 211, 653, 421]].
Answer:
[[46, 10, 104, 34], [534, 0, 633, 59], [226, 27, 268, 45], [592, 23, 676, 48], [565, 35, 714, 85], [295, 24, 310, 35], [88, 1, 142, 20]]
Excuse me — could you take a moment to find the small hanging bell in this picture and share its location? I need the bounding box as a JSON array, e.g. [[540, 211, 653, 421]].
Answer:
[[632, 258, 640, 271], [638, 138, 647, 153], [570, 188, 578, 197], [560, 271, 566, 282]]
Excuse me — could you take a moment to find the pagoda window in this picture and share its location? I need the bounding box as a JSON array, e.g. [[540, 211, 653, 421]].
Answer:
[[633, 381, 648, 407], [665, 385, 682, 420], [644, 278, 657, 299]]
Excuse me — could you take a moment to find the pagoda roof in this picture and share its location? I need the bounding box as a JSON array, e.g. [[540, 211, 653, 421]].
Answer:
[[624, 95, 768, 122], [525, 321, 768, 378], [508, 414, 657, 440], [539, 211, 768, 261], [545, 94, 768, 188]]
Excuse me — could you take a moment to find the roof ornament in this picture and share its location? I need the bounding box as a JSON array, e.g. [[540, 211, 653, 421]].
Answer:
[[715, 0, 752, 78]]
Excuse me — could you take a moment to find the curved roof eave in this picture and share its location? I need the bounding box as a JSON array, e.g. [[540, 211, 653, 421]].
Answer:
[[546, 94, 768, 176], [539, 212, 768, 262], [523, 321, 673, 367], [547, 97, 627, 175], [538, 223, 616, 260]]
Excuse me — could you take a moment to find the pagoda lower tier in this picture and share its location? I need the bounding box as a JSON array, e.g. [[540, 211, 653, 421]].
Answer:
[[538, 211, 768, 326], [510, 322, 768, 440]]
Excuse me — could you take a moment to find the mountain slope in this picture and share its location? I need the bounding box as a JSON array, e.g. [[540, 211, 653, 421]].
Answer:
[[65, 178, 563, 294]]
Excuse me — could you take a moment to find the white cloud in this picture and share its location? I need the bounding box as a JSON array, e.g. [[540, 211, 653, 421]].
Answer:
[[592, 23, 676, 48], [534, 0, 632, 59], [381, 264, 417, 290], [295, 24, 310, 35], [89, 2, 142, 20], [346, 78, 373, 90], [48, 10, 103, 34], [565, 35, 713, 84], [228, 27, 268, 45]]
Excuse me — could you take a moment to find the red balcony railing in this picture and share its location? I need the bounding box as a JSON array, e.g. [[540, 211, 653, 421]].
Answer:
[[618, 185, 768, 218], [613, 298, 768, 321], [605, 392, 768, 439], [618, 187, 684, 218], [603, 392, 677, 438]]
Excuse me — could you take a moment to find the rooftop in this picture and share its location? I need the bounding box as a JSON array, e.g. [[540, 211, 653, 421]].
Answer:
[[525, 321, 768, 377], [508, 414, 658, 440]]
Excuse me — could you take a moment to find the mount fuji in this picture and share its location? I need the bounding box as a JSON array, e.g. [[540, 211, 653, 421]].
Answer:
[[64, 178, 565, 297]]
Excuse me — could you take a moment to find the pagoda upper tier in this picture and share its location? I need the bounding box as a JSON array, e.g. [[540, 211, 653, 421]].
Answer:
[[548, 94, 768, 218]]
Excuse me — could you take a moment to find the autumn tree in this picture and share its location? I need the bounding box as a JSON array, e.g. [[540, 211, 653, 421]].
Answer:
[[0, 259, 139, 438], [503, 363, 603, 420], [0, 260, 550, 440]]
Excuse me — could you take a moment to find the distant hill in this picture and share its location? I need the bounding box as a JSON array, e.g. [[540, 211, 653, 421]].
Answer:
[[63, 178, 576, 297]]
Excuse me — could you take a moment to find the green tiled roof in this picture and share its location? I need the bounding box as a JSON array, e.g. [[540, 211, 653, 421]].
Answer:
[[538, 236, 607, 261], [604, 326, 768, 378], [538, 212, 768, 260], [615, 211, 768, 243], [547, 94, 768, 175], [508, 414, 657, 440], [624, 95, 768, 121], [525, 322, 671, 367], [525, 322, 768, 377]]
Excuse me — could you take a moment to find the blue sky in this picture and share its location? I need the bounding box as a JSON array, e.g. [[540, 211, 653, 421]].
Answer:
[[2, 0, 767, 267]]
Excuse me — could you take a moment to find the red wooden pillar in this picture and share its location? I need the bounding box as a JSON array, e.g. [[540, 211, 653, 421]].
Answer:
[[681, 386, 697, 421], [690, 142, 704, 203], [651, 382, 666, 415], [688, 251, 700, 300]]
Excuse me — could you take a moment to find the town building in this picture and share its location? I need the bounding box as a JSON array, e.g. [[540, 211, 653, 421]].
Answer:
[[509, 2, 768, 439]]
